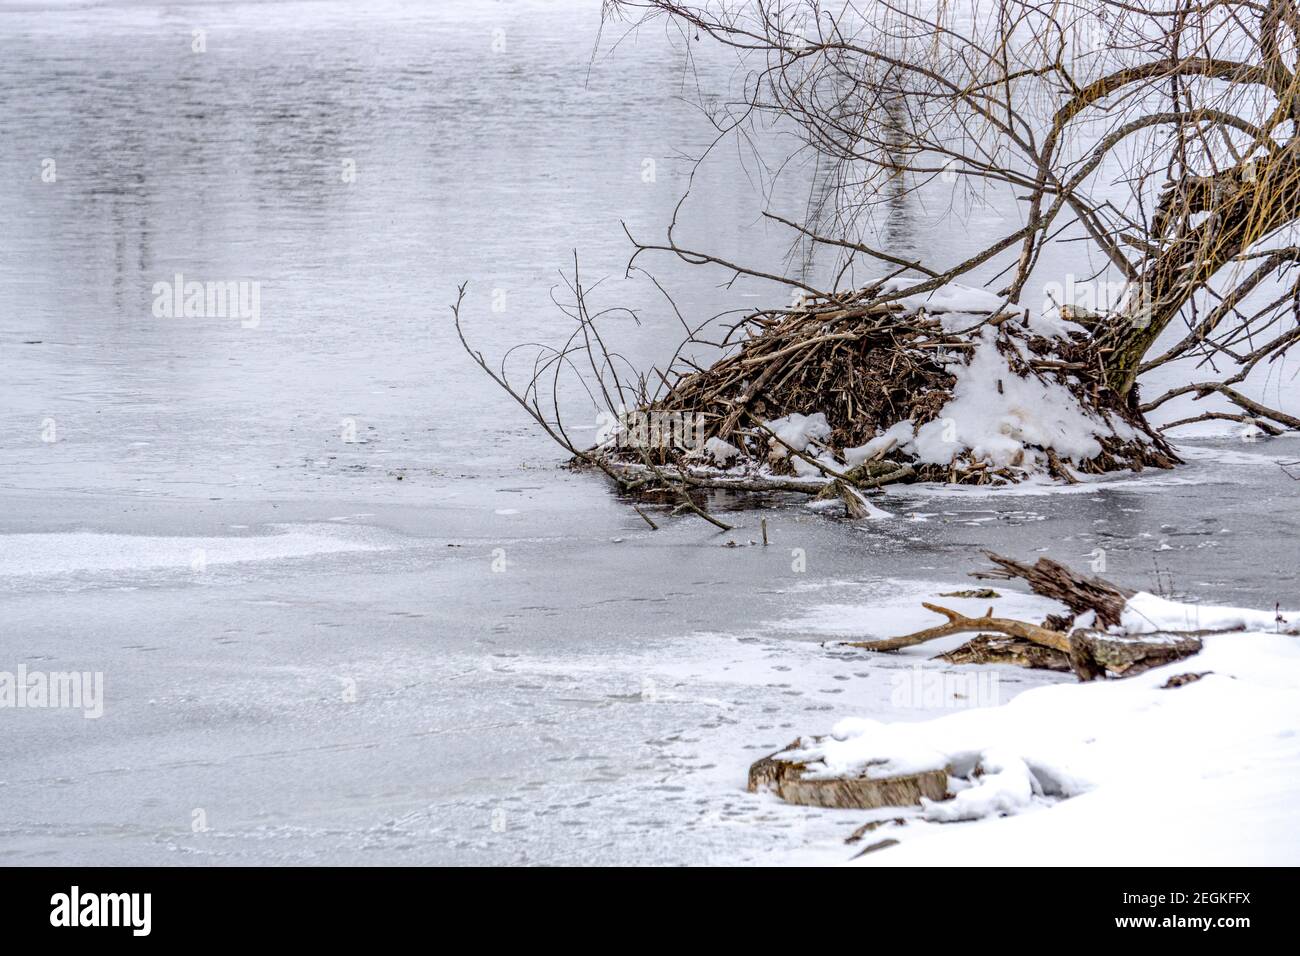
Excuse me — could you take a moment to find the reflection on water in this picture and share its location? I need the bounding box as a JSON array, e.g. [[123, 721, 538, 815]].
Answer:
[[0, 0, 827, 498], [0, 0, 1190, 506]]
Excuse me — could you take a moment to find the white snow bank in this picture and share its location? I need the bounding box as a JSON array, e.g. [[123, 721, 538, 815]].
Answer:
[[1122, 591, 1298, 635], [925, 749, 1036, 822], [778, 595, 1300, 865]]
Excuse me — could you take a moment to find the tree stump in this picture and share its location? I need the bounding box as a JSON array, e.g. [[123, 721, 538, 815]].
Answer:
[[748, 740, 949, 809]]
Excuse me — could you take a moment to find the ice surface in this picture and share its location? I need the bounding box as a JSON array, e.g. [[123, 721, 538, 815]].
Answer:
[[0, 526, 387, 577], [0, 0, 1296, 867]]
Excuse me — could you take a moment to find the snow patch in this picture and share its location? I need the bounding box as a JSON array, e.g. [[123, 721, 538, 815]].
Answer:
[[1122, 591, 1297, 635], [843, 421, 914, 468], [764, 412, 831, 455], [834, 328, 1141, 474], [910, 328, 1127, 467], [689, 436, 740, 467], [0, 525, 387, 577], [880, 277, 1011, 316], [779, 593, 1300, 864]]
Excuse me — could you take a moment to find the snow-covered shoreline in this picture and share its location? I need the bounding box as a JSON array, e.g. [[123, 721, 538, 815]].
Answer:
[[764, 592, 1300, 865], [2, 442, 1296, 866]]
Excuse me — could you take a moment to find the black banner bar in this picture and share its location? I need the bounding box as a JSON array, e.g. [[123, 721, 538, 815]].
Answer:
[[0, 866, 1289, 942]]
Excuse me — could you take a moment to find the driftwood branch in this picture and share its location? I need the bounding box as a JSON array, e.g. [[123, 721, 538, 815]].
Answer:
[[841, 552, 1230, 681], [843, 602, 1073, 654], [848, 602, 1216, 682]]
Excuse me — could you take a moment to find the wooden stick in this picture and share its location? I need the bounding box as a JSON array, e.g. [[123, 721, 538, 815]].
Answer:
[[845, 603, 1073, 654], [670, 491, 733, 531]]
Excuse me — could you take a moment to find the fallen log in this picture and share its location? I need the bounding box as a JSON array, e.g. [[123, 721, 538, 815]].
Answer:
[[1067, 629, 1217, 680], [846, 600, 1215, 681], [748, 740, 949, 809], [603, 460, 914, 496], [972, 551, 1133, 628], [937, 634, 1073, 671]]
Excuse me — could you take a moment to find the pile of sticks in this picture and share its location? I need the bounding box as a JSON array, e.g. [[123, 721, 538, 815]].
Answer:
[[599, 290, 1178, 492], [452, 273, 1179, 527], [647, 293, 956, 456]]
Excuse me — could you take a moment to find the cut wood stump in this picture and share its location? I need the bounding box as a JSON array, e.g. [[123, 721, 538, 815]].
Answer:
[[748, 740, 948, 809]]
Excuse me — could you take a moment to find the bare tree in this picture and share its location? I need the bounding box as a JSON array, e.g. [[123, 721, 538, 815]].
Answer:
[[457, 1, 1299, 506], [607, 0, 1300, 419]]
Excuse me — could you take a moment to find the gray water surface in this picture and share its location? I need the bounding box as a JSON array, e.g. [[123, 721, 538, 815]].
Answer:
[[1, 0, 1297, 865]]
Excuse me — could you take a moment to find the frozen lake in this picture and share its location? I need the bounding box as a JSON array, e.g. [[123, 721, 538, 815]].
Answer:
[[1, 0, 1297, 865]]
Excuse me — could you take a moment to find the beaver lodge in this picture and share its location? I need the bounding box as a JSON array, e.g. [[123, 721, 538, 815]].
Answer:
[[579, 278, 1180, 513]]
